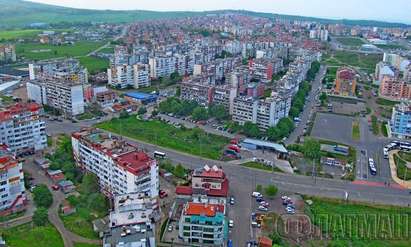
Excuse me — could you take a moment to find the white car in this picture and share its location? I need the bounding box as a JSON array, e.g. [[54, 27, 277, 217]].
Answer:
[[286, 207, 295, 214], [258, 205, 268, 211], [252, 192, 262, 197], [228, 220, 234, 228]]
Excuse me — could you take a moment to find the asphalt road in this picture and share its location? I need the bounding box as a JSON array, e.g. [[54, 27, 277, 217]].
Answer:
[[285, 65, 326, 145]]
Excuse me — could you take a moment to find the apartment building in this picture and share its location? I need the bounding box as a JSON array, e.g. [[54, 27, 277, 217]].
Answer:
[[107, 64, 150, 89], [335, 67, 357, 97], [390, 102, 411, 139], [249, 58, 283, 82], [71, 129, 159, 198], [148, 56, 176, 79], [180, 81, 214, 107], [379, 75, 411, 101], [28, 59, 88, 84], [232, 95, 291, 130], [27, 79, 85, 116], [103, 192, 157, 247], [0, 145, 26, 216], [0, 103, 47, 154], [0, 44, 16, 63], [178, 202, 227, 246]]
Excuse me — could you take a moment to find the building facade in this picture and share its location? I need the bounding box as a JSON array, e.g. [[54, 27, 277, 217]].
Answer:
[[0, 44, 16, 63], [178, 202, 227, 246], [0, 103, 47, 154], [390, 103, 411, 139], [0, 145, 26, 215], [335, 67, 357, 97], [71, 129, 159, 198]]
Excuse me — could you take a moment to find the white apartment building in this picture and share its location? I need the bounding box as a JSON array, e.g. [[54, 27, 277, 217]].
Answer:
[[0, 103, 47, 154], [0, 44, 16, 63], [232, 95, 291, 131], [107, 64, 150, 89], [0, 145, 26, 215], [72, 129, 159, 198], [27, 80, 85, 116], [149, 56, 176, 79], [28, 59, 88, 84]]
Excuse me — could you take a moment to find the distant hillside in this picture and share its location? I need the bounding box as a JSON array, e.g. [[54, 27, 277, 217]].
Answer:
[[0, 0, 408, 29]]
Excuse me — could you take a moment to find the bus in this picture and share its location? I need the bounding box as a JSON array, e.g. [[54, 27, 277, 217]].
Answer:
[[154, 151, 166, 159], [368, 158, 377, 175]]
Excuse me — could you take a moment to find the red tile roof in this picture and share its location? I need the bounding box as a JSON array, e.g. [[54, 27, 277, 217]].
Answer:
[[0, 103, 41, 122], [184, 202, 225, 217], [207, 178, 229, 197], [258, 236, 273, 247], [175, 186, 193, 195], [116, 151, 154, 176]]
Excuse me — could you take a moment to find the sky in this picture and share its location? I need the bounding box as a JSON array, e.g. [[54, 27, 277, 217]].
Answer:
[[29, 0, 411, 24]]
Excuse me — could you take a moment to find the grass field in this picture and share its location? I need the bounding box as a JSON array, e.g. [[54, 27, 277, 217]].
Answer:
[[394, 152, 411, 181], [306, 197, 411, 246], [376, 97, 399, 106], [336, 37, 365, 46], [375, 44, 406, 50], [74, 243, 100, 247], [322, 51, 382, 74], [0, 223, 64, 247], [352, 121, 360, 140], [0, 29, 41, 40], [79, 56, 109, 74], [60, 208, 99, 240], [16, 41, 105, 60], [96, 116, 229, 160]]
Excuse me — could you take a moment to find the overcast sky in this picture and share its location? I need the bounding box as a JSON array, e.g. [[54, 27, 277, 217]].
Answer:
[[29, 0, 411, 24]]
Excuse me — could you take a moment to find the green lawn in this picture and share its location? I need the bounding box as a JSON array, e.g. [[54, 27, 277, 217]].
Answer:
[[375, 44, 406, 50], [394, 153, 411, 181], [0, 223, 64, 247], [371, 115, 380, 135], [376, 97, 399, 106], [336, 37, 365, 46], [352, 121, 360, 140], [323, 51, 382, 74], [96, 116, 229, 160], [79, 56, 109, 74], [98, 47, 114, 54], [306, 197, 411, 246], [0, 29, 42, 40], [16, 41, 105, 60], [242, 162, 283, 173], [74, 243, 100, 247], [381, 122, 388, 137], [60, 208, 99, 240], [0, 211, 25, 222]]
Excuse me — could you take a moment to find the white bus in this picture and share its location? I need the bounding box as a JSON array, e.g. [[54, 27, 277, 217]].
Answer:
[[154, 151, 166, 159], [368, 158, 377, 175]]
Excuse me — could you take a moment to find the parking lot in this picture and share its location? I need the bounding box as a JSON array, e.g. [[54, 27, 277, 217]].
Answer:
[[311, 113, 354, 145]]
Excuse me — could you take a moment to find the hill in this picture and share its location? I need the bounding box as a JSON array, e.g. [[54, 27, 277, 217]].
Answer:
[[0, 0, 408, 29]]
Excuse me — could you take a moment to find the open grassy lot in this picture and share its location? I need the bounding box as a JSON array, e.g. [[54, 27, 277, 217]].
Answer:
[[376, 97, 399, 106], [60, 207, 99, 240], [306, 197, 411, 246], [74, 243, 100, 247], [322, 51, 382, 74], [0, 29, 42, 40], [79, 56, 109, 74], [352, 121, 360, 140], [0, 223, 64, 247], [96, 116, 229, 160], [394, 152, 411, 181], [336, 36, 365, 46], [375, 44, 406, 50], [16, 41, 105, 60]]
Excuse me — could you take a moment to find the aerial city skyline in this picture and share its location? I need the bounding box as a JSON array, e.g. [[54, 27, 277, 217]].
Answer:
[[1, 0, 411, 247], [30, 0, 411, 24]]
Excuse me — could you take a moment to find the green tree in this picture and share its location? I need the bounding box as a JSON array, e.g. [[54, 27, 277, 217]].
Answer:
[[33, 185, 53, 208], [256, 184, 263, 193], [138, 107, 147, 115], [302, 138, 321, 182], [80, 173, 99, 195], [33, 207, 49, 226], [192, 107, 208, 121], [87, 193, 108, 214], [119, 110, 129, 119], [243, 122, 260, 138], [174, 164, 187, 178], [264, 185, 278, 198], [208, 104, 228, 121]]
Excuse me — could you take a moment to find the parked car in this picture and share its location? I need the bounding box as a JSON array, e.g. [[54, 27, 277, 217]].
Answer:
[[228, 220, 234, 228], [252, 192, 262, 197], [258, 206, 268, 212], [167, 225, 173, 232], [159, 190, 168, 198], [229, 197, 235, 205], [51, 184, 60, 191]]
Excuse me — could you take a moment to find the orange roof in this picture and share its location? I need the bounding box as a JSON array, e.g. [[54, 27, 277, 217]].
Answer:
[[184, 202, 224, 217], [258, 236, 273, 247]]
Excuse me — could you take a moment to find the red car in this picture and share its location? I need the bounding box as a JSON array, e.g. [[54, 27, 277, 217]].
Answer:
[[159, 190, 168, 198], [51, 185, 60, 191], [228, 145, 240, 153]]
